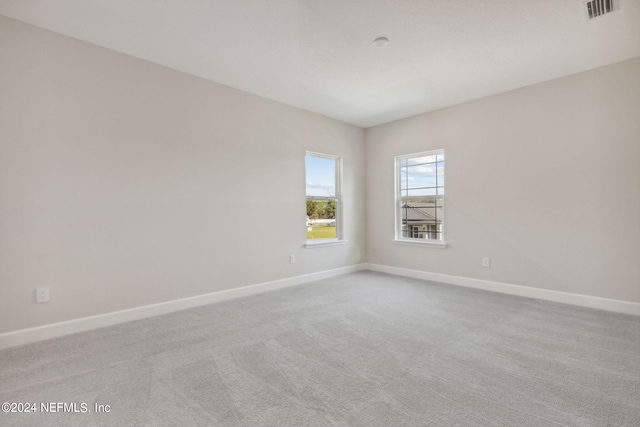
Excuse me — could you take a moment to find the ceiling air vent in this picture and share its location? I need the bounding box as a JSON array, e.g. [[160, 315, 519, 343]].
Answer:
[[584, 0, 617, 20]]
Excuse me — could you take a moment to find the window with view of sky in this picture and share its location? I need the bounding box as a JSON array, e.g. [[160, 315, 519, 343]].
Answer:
[[305, 156, 335, 197], [397, 150, 445, 242], [306, 153, 340, 241]]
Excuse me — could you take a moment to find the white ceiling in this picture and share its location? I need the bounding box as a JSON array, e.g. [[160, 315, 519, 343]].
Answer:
[[1, 0, 639, 128]]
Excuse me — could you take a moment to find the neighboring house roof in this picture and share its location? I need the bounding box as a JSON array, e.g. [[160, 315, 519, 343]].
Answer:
[[401, 202, 443, 223]]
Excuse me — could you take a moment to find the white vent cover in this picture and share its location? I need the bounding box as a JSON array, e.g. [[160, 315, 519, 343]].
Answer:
[[584, 0, 617, 20]]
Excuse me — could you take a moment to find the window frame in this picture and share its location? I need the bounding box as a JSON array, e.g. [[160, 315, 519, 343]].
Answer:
[[394, 149, 447, 248], [305, 151, 344, 248]]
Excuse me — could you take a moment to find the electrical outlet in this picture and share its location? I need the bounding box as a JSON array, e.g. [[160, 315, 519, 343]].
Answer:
[[289, 255, 295, 264], [482, 257, 491, 268], [36, 287, 50, 303]]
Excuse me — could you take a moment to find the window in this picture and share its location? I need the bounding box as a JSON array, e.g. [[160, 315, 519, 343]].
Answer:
[[395, 150, 445, 245], [305, 152, 342, 244]]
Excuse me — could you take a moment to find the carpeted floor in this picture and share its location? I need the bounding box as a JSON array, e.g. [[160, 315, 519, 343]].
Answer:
[[1, 271, 639, 426]]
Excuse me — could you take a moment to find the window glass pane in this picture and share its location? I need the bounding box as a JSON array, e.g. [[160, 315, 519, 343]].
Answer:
[[408, 176, 438, 190], [404, 164, 438, 190], [406, 155, 437, 166], [399, 199, 443, 241], [407, 188, 438, 197], [306, 199, 337, 240], [305, 156, 335, 197], [436, 160, 444, 194], [400, 167, 408, 189]]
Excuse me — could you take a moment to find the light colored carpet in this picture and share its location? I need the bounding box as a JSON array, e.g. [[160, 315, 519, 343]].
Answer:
[[1, 271, 638, 426]]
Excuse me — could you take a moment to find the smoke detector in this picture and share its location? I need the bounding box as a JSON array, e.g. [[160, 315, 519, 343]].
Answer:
[[373, 37, 389, 47]]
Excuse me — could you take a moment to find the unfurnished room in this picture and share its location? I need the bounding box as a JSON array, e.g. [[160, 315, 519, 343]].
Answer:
[[0, 1, 639, 426]]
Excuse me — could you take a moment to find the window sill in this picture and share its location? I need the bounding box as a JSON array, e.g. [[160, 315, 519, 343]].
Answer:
[[305, 239, 346, 249], [393, 239, 447, 249]]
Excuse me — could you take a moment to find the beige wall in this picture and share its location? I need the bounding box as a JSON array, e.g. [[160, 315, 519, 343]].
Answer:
[[0, 17, 366, 333], [366, 57, 640, 303], [1, 15, 638, 335]]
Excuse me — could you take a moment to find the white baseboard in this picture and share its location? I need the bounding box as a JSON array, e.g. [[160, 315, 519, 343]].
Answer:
[[0, 264, 366, 350], [364, 263, 640, 316], [3, 263, 636, 350]]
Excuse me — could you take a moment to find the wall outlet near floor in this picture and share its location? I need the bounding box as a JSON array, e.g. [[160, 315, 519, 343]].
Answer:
[[289, 254, 295, 264], [482, 257, 491, 268], [36, 287, 50, 303]]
